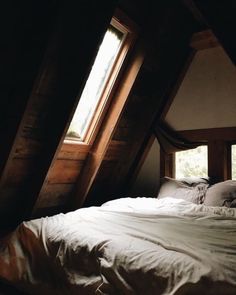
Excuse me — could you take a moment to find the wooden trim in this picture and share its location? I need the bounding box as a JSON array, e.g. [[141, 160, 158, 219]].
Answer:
[[72, 41, 145, 208], [208, 140, 228, 183], [178, 127, 236, 141], [160, 149, 174, 178], [190, 29, 219, 50]]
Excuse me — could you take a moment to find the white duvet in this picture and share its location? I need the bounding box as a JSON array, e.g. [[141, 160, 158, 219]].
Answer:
[[0, 197, 236, 295]]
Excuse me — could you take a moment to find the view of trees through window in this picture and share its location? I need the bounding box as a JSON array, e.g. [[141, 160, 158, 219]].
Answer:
[[66, 25, 124, 141], [232, 145, 236, 180], [175, 146, 208, 179]]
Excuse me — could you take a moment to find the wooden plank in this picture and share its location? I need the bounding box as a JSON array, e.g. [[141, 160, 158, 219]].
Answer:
[[179, 127, 236, 141], [14, 137, 42, 158], [190, 29, 219, 50], [0, 2, 55, 186], [46, 159, 83, 184], [5, 158, 36, 186], [72, 41, 145, 208], [35, 183, 74, 208], [104, 140, 128, 160], [58, 143, 90, 160]]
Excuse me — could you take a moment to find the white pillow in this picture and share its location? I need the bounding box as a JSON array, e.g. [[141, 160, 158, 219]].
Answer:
[[158, 177, 208, 204]]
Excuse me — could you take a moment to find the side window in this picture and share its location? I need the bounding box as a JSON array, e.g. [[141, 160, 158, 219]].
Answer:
[[231, 144, 236, 180], [65, 16, 134, 144], [174, 146, 208, 178]]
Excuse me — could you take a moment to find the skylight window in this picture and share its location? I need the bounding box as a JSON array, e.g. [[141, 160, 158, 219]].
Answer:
[[175, 146, 208, 178], [65, 23, 126, 142]]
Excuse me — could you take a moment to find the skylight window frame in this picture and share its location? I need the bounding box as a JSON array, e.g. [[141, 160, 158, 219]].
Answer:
[[64, 10, 137, 146]]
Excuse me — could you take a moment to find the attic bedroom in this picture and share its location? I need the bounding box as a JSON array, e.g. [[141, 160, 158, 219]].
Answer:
[[0, 0, 236, 294]]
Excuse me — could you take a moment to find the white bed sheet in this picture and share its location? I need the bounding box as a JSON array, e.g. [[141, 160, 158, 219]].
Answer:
[[0, 197, 236, 295]]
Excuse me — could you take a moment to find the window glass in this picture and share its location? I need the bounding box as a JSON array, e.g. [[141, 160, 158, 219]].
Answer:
[[175, 146, 208, 178], [66, 25, 124, 141], [232, 145, 236, 180]]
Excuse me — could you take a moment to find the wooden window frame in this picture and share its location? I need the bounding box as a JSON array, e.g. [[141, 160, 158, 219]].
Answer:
[[160, 127, 236, 182], [64, 9, 138, 147]]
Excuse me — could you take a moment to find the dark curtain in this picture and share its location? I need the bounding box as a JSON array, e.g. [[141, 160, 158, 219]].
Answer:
[[154, 121, 206, 154]]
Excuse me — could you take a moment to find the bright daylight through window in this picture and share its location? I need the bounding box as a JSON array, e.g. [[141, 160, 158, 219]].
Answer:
[[175, 146, 208, 179], [66, 24, 125, 142], [232, 145, 236, 180]]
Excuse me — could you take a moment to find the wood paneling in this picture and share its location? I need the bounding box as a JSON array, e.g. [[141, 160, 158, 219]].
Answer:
[[5, 158, 36, 186], [0, 2, 55, 185], [46, 159, 83, 184], [58, 143, 90, 160], [36, 184, 74, 208], [0, 0, 118, 227]]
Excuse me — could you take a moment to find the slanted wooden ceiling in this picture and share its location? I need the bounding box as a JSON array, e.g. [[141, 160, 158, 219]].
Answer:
[[1, 0, 234, 230]]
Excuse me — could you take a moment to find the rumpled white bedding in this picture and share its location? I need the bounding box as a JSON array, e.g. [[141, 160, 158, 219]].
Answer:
[[0, 197, 236, 295]]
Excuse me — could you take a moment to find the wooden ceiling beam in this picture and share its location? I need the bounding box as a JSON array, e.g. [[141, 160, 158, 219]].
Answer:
[[0, 2, 54, 188], [184, 0, 236, 65], [190, 29, 219, 50]]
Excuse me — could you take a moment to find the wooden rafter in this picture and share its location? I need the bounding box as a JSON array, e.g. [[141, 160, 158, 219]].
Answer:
[[190, 29, 219, 50], [184, 0, 236, 65], [0, 3, 54, 188]]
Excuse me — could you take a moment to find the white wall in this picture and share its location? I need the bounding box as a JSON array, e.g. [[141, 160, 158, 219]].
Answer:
[[129, 138, 160, 197], [166, 46, 236, 130]]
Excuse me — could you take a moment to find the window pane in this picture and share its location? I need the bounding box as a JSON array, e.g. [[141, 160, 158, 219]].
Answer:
[[66, 25, 124, 141], [232, 145, 236, 180], [175, 146, 208, 179]]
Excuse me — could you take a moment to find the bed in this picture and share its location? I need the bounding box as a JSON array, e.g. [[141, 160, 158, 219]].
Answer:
[[0, 178, 236, 295]]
